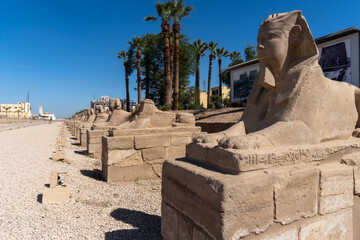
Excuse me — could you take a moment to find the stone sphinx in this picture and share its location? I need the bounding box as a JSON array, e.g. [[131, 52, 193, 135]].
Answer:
[[92, 105, 109, 124], [86, 98, 132, 158], [114, 99, 177, 129], [161, 11, 360, 240], [101, 98, 200, 182], [195, 10, 360, 150], [92, 98, 131, 128], [76, 108, 96, 145]]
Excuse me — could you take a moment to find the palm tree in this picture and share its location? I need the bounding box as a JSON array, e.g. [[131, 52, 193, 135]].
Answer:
[[143, 34, 156, 99], [117, 50, 130, 112], [207, 41, 218, 108], [145, 1, 173, 109], [169, 32, 174, 93], [215, 47, 229, 101], [192, 39, 207, 106], [229, 51, 243, 66], [169, 0, 194, 110], [128, 37, 145, 104]]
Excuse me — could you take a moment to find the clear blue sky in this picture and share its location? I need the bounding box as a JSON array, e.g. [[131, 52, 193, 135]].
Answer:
[[0, 0, 359, 118]]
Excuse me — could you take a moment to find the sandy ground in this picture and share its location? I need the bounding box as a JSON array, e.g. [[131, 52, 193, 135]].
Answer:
[[0, 122, 50, 132], [0, 122, 161, 240]]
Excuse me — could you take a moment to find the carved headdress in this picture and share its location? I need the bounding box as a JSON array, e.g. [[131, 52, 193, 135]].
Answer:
[[249, 10, 319, 105]]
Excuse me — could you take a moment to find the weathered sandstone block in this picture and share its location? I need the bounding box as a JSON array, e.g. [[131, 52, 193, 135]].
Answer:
[[134, 134, 171, 149], [298, 209, 352, 240], [162, 159, 274, 239], [273, 166, 318, 224]]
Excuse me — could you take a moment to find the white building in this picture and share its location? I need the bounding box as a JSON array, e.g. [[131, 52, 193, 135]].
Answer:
[[38, 105, 56, 120]]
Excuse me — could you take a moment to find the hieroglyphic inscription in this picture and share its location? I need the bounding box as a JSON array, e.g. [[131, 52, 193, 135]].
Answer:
[[238, 142, 360, 168]]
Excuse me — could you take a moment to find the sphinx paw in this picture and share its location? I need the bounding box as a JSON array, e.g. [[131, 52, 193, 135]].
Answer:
[[218, 136, 249, 149], [193, 133, 225, 143], [218, 135, 270, 149]]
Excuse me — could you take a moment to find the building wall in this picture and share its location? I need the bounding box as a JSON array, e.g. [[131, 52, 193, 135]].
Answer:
[[230, 64, 260, 103], [199, 92, 207, 109], [0, 102, 31, 118], [317, 32, 359, 87], [211, 86, 230, 99]]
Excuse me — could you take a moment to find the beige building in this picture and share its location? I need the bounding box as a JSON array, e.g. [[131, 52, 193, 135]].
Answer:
[[199, 86, 230, 109], [0, 102, 31, 118], [211, 86, 230, 99], [199, 92, 208, 109]]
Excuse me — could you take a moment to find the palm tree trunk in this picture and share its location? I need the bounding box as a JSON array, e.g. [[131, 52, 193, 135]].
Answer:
[[207, 54, 213, 108], [173, 20, 181, 110], [136, 49, 142, 103], [162, 20, 172, 109], [218, 58, 222, 101], [170, 43, 174, 100], [145, 52, 150, 99], [124, 61, 130, 112], [195, 55, 200, 106]]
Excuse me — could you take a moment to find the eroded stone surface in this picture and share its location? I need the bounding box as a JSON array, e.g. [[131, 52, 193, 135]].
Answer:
[[273, 166, 318, 224], [319, 164, 353, 196], [299, 209, 352, 240]]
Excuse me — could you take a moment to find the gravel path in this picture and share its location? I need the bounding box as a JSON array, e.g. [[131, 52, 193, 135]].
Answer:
[[0, 122, 50, 132], [0, 122, 161, 240]]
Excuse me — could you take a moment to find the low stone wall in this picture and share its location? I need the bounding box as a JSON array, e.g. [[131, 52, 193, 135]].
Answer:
[[102, 126, 200, 182], [162, 142, 360, 239], [87, 128, 108, 159], [195, 121, 237, 133]]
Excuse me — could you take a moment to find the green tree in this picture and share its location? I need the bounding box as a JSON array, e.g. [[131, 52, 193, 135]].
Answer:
[[116, 50, 131, 112], [192, 39, 207, 106], [128, 37, 145, 103], [207, 41, 218, 108], [244, 44, 257, 61], [229, 51, 244, 66], [168, 0, 194, 110], [215, 47, 229, 101], [220, 51, 244, 87], [129, 33, 195, 109], [145, 1, 173, 109]]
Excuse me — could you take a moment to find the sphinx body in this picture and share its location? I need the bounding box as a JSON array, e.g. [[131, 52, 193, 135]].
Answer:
[[92, 98, 131, 129], [195, 10, 360, 149], [92, 105, 109, 124]]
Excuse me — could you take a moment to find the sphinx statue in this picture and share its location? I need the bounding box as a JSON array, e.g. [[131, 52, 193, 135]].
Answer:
[[115, 99, 176, 129], [92, 105, 109, 124], [92, 98, 131, 128], [85, 108, 95, 123], [194, 10, 360, 149]]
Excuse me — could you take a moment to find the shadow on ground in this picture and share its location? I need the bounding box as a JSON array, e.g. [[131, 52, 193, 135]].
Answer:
[[37, 194, 42, 203], [105, 208, 161, 240], [74, 150, 89, 156], [70, 137, 77, 140], [80, 169, 103, 181], [71, 142, 81, 146]]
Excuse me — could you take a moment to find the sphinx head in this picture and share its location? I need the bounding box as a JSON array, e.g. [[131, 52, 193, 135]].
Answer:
[[109, 98, 117, 112], [257, 10, 318, 83], [95, 105, 103, 114]]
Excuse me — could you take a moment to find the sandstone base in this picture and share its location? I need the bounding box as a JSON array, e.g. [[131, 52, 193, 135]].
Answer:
[[102, 126, 200, 182], [42, 187, 70, 203], [162, 139, 360, 239], [51, 152, 64, 161]]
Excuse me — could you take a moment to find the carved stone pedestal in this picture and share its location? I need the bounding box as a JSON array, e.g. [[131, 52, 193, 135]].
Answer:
[[102, 126, 200, 182], [161, 139, 360, 239]]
